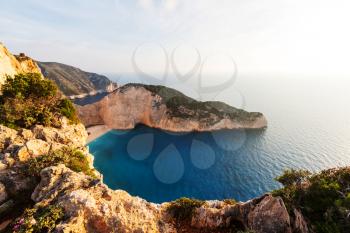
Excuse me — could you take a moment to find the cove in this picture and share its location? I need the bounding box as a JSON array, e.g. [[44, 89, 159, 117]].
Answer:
[[88, 124, 274, 203]]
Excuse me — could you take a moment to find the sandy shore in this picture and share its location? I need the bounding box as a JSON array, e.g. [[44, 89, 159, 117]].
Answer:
[[86, 125, 111, 143]]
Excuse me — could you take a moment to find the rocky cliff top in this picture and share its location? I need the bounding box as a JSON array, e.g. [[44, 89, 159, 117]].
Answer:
[[0, 43, 41, 87], [78, 83, 267, 132]]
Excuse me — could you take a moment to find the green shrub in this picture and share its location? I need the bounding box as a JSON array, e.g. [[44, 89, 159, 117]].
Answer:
[[25, 147, 95, 178], [275, 169, 311, 186], [13, 205, 64, 233], [58, 99, 79, 124], [166, 197, 204, 223], [273, 167, 350, 232], [0, 73, 79, 129], [223, 199, 237, 205]]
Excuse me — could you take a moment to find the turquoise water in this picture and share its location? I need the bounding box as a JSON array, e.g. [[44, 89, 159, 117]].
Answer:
[[88, 75, 350, 203]]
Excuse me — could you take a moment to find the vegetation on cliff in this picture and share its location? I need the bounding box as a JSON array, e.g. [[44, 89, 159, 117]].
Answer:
[[273, 167, 350, 233], [37, 61, 117, 96], [166, 197, 205, 223], [13, 205, 64, 233], [120, 84, 264, 125], [0, 73, 79, 129], [24, 147, 95, 178]]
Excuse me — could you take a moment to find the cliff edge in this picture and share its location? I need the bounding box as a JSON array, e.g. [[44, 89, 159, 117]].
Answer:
[[0, 122, 306, 233], [77, 84, 267, 132]]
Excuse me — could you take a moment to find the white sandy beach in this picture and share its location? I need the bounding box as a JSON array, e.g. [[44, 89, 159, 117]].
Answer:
[[86, 125, 111, 143]]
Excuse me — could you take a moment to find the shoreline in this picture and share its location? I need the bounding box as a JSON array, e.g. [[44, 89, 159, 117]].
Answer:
[[86, 125, 111, 143]]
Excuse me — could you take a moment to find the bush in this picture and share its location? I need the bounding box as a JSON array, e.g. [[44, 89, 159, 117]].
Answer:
[[24, 147, 95, 178], [273, 167, 350, 232], [58, 99, 79, 124], [0, 73, 79, 129], [166, 197, 204, 223], [13, 205, 64, 233], [275, 169, 311, 186], [223, 199, 237, 205]]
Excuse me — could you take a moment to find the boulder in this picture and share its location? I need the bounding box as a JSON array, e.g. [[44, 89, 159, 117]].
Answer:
[[247, 195, 292, 233], [0, 125, 17, 151], [15, 146, 30, 162], [25, 139, 50, 157], [19, 129, 34, 140]]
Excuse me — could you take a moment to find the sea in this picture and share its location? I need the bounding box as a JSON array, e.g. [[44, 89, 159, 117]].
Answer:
[[86, 74, 350, 203]]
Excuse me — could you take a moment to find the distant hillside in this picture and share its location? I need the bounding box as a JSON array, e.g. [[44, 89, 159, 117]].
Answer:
[[37, 61, 118, 98]]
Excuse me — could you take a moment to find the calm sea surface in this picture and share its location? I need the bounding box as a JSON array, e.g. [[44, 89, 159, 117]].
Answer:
[[88, 75, 350, 203]]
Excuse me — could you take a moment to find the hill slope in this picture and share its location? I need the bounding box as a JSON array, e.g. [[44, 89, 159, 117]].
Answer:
[[37, 61, 117, 98]]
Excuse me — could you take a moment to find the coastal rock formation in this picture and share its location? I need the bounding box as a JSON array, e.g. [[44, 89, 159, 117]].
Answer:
[[0, 43, 41, 87], [30, 164, 297, 233], [77, 84, 267, 132], [37, 61, 118, 98], [0, 121, 310, 233], [0, 42, 117, 98]]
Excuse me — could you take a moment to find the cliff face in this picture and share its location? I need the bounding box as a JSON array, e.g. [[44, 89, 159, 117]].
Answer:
[[0, 42, 117, 98], [37, 61, 118, 98], [0, 121, 306, 232], [0, 43, 41, 87], [77, 84, 267, 131]]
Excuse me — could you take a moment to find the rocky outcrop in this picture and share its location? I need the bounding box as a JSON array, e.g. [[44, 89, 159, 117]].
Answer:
[[0, 121, 310, 233], [77, 84, 267, 132], [30, 164, 300, 233], [37, 61, 118, 98], [0, 43, 42, 87]]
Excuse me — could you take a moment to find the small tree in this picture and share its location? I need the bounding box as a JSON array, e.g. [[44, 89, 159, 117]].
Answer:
[[275, 169, 311, 186], [0, 73, 79, 129]]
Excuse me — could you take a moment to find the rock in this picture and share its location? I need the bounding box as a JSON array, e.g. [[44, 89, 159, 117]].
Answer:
[[32, 122, 87, 148], [33, 165, 175, 233], [15, 146, 30, 162], [25, 139, 50, 157], [0, 125, 17, 151], [19, 129, 34, 140], [292, 208, 310, 233], [0, 170, 37, 201], [247, 195, 291, 233], [0, 43, 42, 88], [190, 195, 292, 233], [0, 182, 7, 204]]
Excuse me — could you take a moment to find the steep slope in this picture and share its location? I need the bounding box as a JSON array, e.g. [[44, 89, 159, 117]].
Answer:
[[37, 61, 118, 98], [77, 84, 267, 131], [0, 43, 41, 86]]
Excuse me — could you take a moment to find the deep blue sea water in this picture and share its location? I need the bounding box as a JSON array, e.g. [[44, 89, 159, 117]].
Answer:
[[88, 75, 350, 203]]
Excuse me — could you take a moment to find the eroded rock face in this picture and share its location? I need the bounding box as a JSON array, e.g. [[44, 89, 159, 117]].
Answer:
[[27, 164, 304, 233], [0, 119, 90, 202], [190, 195, 292, 233], [0, 43, 42, 87], [33, 165, 176, 233], [77, 85, 267, 132]]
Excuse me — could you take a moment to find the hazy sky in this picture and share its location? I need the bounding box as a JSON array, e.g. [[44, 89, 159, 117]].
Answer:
[[1, 0, 350, 77]]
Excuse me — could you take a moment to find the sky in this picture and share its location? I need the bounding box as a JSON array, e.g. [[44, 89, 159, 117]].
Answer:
[[1, 0, 350, 78]]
